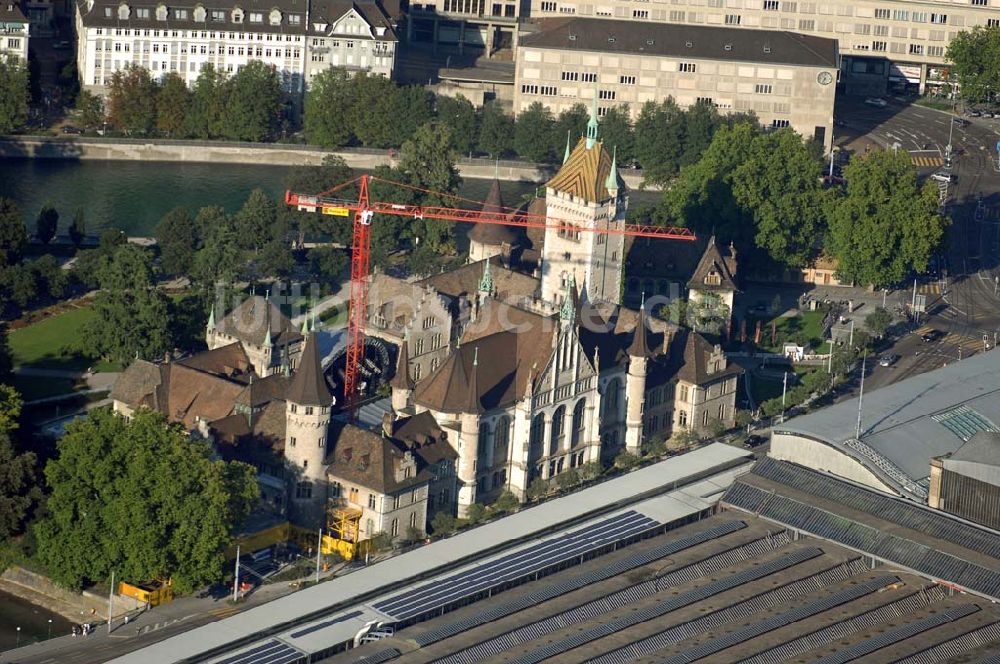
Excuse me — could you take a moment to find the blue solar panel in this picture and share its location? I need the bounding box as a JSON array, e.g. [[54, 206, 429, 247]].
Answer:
[[288, 609, 364, 639], [373, 510, 658, 620], [213, 639, 305, 664]]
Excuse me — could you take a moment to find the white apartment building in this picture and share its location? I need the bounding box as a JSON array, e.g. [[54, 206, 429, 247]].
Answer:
[[75, 0, 397, 94], [1, 1, 30, 61], [526, 0, 1000, 95], [516, 20, 838, 152]]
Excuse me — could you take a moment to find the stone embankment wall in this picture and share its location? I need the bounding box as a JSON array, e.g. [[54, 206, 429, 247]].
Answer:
[[0, 136, 651, 190], [0, 566, 143, 623]]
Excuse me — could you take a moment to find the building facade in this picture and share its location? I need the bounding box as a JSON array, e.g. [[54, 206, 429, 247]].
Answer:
[[1, 1, 29, 61], [75, 0, 396, 93], [525, 0, 1000, 94], [516, 20, 838, 152]]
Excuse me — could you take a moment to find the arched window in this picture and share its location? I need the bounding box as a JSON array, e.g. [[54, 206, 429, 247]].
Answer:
[[550, 405, 565, 455], [529, 414, 544, 461], [478, 422, 491, 460], [604, 378, 621, 421], [571, 399, 586, 447], [295, 481, 312, 499], [494, 415, 510, 457]]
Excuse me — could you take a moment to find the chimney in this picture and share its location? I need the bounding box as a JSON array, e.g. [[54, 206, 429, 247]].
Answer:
[[382, 411, 394, 437]]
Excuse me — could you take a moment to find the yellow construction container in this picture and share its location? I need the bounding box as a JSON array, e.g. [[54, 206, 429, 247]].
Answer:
[[322, 507, 363, 560], [118, 580, 173, 607]]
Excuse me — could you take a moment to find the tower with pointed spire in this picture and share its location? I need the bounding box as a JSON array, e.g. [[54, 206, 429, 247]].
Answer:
[[540, 89, 627, 307], [389, 337, 415, 416], [457, 347, 483, 516], [284, 330, 334, 527], [205, 294, 304, 376], [624, 300, 652, 453], [468, 178, 518, 263]]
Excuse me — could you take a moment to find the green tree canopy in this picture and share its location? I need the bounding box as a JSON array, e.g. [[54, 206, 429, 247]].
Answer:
[[283, 155, 354, 245], [186, 64, 228, 139], [107, 64, 158, 135], [946, 25, 1000, 103], [156, 207, 199, 276], [514, 102, 555, 163], [0, 386, 37, 540], [69, 207, 86, 247], [396, 122, 461, 254], [34, 408, 258, 592], [436, 94, 478, 156], [865, 306, 893, 338], [598, 105, 635, 165], [551, 103, 588, 162], [0, 54, 29, 134], [303, 67, 354, 148], [192, 206, 244, 286], [350, 73, 402, 148], [156, 73, 192, 137], [634, 98, 686, 186], [827, 149, 949, 288], [35, 203, 59, 245], [0, 198, 28, 267], [223, 60, 283, 141], [477, 100, 515, 157], [75, 90, 105, 130]]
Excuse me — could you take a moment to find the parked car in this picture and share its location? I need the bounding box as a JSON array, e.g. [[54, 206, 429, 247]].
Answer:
[[952, 117, 970, 128], [743, 435, 768, 449], [964, 108, 981, 118], [930, 170, 957, 183], [879, 354, 900, 367], [864, 97, 888, 108], [61, 125, 83, 135], [921, 329, 943, 342]]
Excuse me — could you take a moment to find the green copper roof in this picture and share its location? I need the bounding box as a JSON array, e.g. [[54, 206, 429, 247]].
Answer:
[[206, 302, 215, 330], [479, 259, 494, 294], [585, 90, 599, 149], [559, 273, 577, 320], [605, 146, 619, 191], [563, 129, 572, 164]]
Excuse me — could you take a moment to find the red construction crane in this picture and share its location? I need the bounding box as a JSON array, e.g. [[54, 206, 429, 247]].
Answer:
[[286, 173, 696, 414]]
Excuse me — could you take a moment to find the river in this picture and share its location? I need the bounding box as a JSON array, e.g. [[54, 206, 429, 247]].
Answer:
[[0, 589, 73, 651], [0, 158, 545, 237]]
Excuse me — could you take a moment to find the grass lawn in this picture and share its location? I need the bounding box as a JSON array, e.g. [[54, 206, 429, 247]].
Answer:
[[319, 303, 348, 328], [9, 375, 81, 401], [9, 306, 97, 371], [750, 366, 819, 405], [914, 97, 954, 112], [759, 310, 827, 352]]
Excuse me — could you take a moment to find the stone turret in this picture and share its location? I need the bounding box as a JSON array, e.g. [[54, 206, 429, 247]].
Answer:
[[468, 179, 516, 263], [390, 338, 414, 416], [284, 332, 333, 527], [624, 301, 652, 453], [457, 348, 482, 517]]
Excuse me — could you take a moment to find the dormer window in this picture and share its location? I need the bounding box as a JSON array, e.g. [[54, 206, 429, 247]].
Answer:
[[136, 7, 149, 18], [117, 3, 130, 19], [248, 10, 262, 22], [173, 8, 187, 19], [231, 7, 244, 22], [705, 270, 722, 286], [104, 6, 112, 16], [268, 7, 281, 24], [193, 5, 206, 21], [287, 12, 300, 24], [210, 9, 224, 20], [155, 3, 167, 20]]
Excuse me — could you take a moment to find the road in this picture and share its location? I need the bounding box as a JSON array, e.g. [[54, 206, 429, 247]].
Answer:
[[834, 97, 1000, 394]]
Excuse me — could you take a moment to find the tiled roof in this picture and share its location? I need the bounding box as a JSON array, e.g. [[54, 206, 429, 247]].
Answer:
[[521, 18, 838, 68], [467, 179, 519, 246], [285, 333, 333, 406], [687, 236, 738, 293], [674, 328, 740, 385], [215, 295, 302, 350], [177, 342, 252, 378], [388, 339, 414, 390], [390, 411, 458, 466], [110, 359, 164, 408], [164, 363, 245, 429], [462, 297, 555, 345], [546, 137, 618, 203], [235, 373, 290, 409], [418, 256, 538, 306], [324, 423, 434, 494], [1, 1, 27, 23]]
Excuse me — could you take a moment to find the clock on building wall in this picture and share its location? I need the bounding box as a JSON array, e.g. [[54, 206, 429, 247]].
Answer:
[[817, 71, 834, 85]]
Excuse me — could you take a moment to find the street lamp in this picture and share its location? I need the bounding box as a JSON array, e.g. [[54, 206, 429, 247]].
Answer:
[[48, 619, 52, 640], [15, 626, 20, 648]]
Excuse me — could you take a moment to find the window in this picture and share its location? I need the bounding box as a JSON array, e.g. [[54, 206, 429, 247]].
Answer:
[[718, 404, 726, 420], [972, 0, 987, 5], [928, 45, 944, 57], [679, 62, 697, 73], [930, 13, 947, 24], [696, 96, 713, 105], [305, 406, 313, 415], [392, 494, 400, 509], [295, 481, 312, 499], [390, 518, 398, 536], [290, 436, 297, 447], [909, 44, 924, 54], [561, 70, 579, 81], [763, 0, 778, 9], [678, 410, 688, 427], [598, 89, 616, 100], [874, 8, 890, 19], [872, 40, 887, 51], [211, 9, 224, 21], [619, 75, 636, 85], [520, 84, 539, 94], [288, 13, 301, 24], [702, 410, 710, 426], [725, 14, 741, 24], [632, 9, 648, 17], [892, 9, 909, 20], [541, 0, 556, 9], [249, 11, 263, 22], [540, 85, 557, 96], [409, 512, 417, 529], [581, 72, 598, 82], [368, 493, 376, 508], [137, 7, 149, 18], [989, 18, 1000, 26], [302, 460, 308, 469], [771, 119, 791, 128], [318, 436, 325, 448], [755, 83, 773, 94], [669, 10, 684, 20], [798, 19, 814, 30], [174, 8, 188, 19], [911, 12, 926, 22], [679, 385, 689, 402]]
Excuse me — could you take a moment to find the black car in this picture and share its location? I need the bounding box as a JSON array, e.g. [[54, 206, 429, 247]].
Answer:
[[952, 117, 970, 128], [743, 435, 767, 449], [921, 329, 943, 342], [61, 125, 83, 135]]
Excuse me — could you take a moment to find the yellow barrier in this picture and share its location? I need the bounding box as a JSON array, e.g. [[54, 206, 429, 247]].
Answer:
[[118, 580, 173, 607]]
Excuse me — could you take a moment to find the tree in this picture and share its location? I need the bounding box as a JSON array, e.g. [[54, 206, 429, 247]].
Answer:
[[0, 264, 37, 308], [0, 387, 37, 540], [551, 103, 588, 162], [349, 73, 402, 147], [156, 207, 198, 276], [396, 122, 461, 255], [730, 128, 829, 268], [514, 102, 555, 163], [307, 247, 347, 285], [0, 54, 29, 134], [946, 25, 1000, 103], [436, 94, 478, 156], [464, 502, 488, 525], [222, 60, 283, 141], [303, 67, 354, 148], [491, 490, 519, 514], [35, 203, 58, 245], [83, 244, 175, 364], [526, 477, 549, 502], [641, 437, 668, 457], [76, 90, 105, 130], [556, 467, 581, 490], [477, 100, 514, 157], [613, 450, 641, 471], [598, 105, 635, 165], [283, 155, 354, 246], [186, 64, 228, 139], [688, 293, 730, 335], [387, 86, 434, 147], [234, 190, 291, 277], [192, 206, 244, 286], [69, 207, 86, 247], [32, 254, 68, 299], [0, 198, 28, 267], [34, 408, 258, 592], [430, 510, 456, 536], [827, 149, 949, 288], [865, 307, 893, 339], [634, 98, 686, 186], [578, 462, 602, 482], [680, 99, 722, 167], [156, 73, 191, 137], [107, 64, 158, 135]]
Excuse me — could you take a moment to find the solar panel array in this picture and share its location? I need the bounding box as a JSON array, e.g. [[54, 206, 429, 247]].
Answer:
[[653, 574, 901, 664], [440, 530, 792, 664], [288, 609, 363, 639], [810, 603, 981, 664], [353, 648, 402, 663], [213, 639, 305, 664], [372, 510, 659, 621], [588, 557, 873, 664], [504, 546, 824, 664], [893, 620, 1000, 664], [411, 520, 748, 650], [740, 589, 946, 664], [723, 481, 1000, 598], [751, 457, 1000, 559]]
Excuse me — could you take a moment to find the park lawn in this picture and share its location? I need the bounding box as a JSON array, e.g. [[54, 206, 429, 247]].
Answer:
[[760, 310, 827, 352], [750, 366, 819, 405], [9, 306, 97, 371]]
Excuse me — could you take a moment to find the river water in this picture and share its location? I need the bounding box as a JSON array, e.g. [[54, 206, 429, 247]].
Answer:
[[0, 158, 544, 237], [0, 589, 73, 651]]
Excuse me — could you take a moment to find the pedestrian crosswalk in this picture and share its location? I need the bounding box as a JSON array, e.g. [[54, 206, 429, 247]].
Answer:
[[915, 325, 987, 352], [916, 282, 943, 295], [909, 155, 944, 167], [208, 606, 243, 619]]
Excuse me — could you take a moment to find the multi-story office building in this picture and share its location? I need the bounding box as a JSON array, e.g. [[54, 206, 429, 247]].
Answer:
[[75, 0, 397, 94], [1, 1, 30, 61], [516, 20, 838, 152], [407, 0, 520, 56], [526, 0, 1000, 95]]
